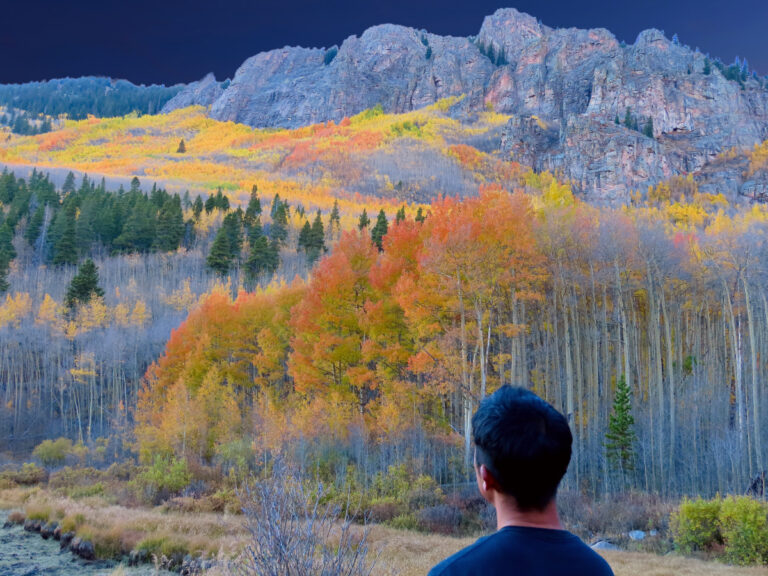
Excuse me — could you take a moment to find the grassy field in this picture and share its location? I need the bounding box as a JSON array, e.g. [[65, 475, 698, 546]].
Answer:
[[367, 526, 768, 576], [3, 487, 766, 576]]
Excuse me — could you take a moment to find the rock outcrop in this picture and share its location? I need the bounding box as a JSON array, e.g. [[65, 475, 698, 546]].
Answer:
[[164, 8, 768, 199], [161, 73, 226, 113]]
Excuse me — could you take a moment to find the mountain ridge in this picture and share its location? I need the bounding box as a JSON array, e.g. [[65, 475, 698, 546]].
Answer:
[[162, 7, 768, 200]]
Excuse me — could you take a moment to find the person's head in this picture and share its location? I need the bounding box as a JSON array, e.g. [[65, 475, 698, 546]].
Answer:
[[472, 386, 572, 511]]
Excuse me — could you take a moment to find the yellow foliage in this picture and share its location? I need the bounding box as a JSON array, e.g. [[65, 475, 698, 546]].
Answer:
[[163, 279, 198, 311], [0, 292, 33, 328], [130, 300, 151, 327]]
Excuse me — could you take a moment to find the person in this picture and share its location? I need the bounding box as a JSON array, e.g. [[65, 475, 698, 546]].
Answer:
[[428, 386, 614, 576]]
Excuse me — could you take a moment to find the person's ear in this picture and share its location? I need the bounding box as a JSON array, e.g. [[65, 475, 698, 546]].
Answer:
[[478, 465, 500, 499]]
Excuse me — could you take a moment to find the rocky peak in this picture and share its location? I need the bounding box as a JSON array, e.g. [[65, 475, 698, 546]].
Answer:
[[161, 8, 768, 200]]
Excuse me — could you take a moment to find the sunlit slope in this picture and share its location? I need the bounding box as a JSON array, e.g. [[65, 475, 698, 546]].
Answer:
[[0, 100, 516, 213]]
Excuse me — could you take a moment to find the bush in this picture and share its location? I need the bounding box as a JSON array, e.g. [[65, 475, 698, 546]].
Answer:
[[237, 464, 375, 576], [33, 437, 73, 467], [719, 496, 768, 565], [417, 504, 463, 534], [671, 496, 722, 554], [0, 462, 47, 485], [136, 456, 191, 503]]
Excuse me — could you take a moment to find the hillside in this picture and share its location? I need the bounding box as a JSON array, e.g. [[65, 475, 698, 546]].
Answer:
[[0, 101, 516, 209], [159, 7, 768, 200]]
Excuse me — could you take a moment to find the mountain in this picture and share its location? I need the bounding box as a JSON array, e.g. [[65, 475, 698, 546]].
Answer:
[[164, 8, 768, 200]]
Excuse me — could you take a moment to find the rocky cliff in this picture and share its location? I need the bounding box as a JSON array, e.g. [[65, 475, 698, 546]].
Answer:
[[165, 8, 768, 200]]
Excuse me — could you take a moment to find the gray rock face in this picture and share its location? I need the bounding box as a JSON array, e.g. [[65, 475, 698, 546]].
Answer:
[[166, 7, 768, 199], [161, 73, 225, 113]]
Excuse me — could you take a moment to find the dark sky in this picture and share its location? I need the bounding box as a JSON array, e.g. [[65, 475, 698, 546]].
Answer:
[[1, 0, 767, 85]]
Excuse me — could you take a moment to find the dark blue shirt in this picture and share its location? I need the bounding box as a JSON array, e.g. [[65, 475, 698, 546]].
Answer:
[[428, 526, 614, 576]]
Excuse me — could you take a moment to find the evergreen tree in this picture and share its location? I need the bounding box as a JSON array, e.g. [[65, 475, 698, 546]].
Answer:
[[415, 207, 426, 223], [244, 186, 262, 230], [306, 210, 326, 264], [605, 374, 637, 474], [371, 209, 389, 251], [207, 228, 233, 276], [270, 200, 289, 246], [204, 194, 216, 214], [358, 209, 370, 230], [614, 115, 620, 125], [176, 138, 186, 153], [623, 107, 633, 130], [60, 171, 75, 195], [703, 57, 711, 75], [298, 220, 312, 253], [0, 221, 16, 265], [114, 199, 156, 253], [245, 219, 279, 281], [0, 254, 9, 293], [51, 202, 78, 265], [155, 196, 184, 252], [270, 193, 282, 219], [129, 176, 141, 194], [65, 258, 104, 309], [643, 117, 654, 139], [25, 205, 46, 247], [222, 210, 244, 260], [395, 205, 406, 224], [192, 195, 204, 220], [329, 200, 341, 239]]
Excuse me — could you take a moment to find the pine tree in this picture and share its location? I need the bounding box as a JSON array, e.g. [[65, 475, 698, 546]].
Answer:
[[155, 196, 184, 252], [298, 220, 312, 252], [270, 193, 282, 219], [703, 57, 711, 75], [307, 210, 326, 264], [62, 171, 76, 195], [176, 138, 186, 154], [328, 200, 341, 241], [52, 202, 78, 265], [207, 228, 233, 276], [605, 374, 637, 474], [371, 209, 389, 251], [222, 211, 244, 260], [244, 185, 262, 230], [270, 201, 289, 246], [192, 195, 204, 220], [65, 258, 104, 309], [358, 209, 370, 230], [0, 254, 9, 293], [130, 176, 141, 194], [643, 117, 654, 139], [245, 219, 279, 282], [624, 107, 633, 130], [415, 207, 426, 223], [395, 205, 406, 224]]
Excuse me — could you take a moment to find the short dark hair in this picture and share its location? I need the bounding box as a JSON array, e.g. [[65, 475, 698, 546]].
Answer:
[[472, 386, 572, 510]]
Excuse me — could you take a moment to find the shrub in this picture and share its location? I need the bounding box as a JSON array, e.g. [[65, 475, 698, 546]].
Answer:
[[388, 512, 419, 531], [33, 437, 73, 467], [237, 464, 375, 576], [136, 456, 191, 503], [1, 462, 47, 485], [417, 504, 463, 534], [718, 496, 768, 565], [671, 496, 722, 554]]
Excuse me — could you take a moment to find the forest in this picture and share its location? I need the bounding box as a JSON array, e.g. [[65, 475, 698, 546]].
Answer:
[[1, 157, 767, 504], [0, 77, 182, 120]]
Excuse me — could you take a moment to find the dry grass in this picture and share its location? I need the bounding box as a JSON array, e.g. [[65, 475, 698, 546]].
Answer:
[[3, 487, 767, 575], [363, 526, 768, 576]]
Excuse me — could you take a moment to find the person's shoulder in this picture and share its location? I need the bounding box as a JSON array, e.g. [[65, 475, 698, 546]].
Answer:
[[567, 535, 615, 575], [427, 532, 498, 576]]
